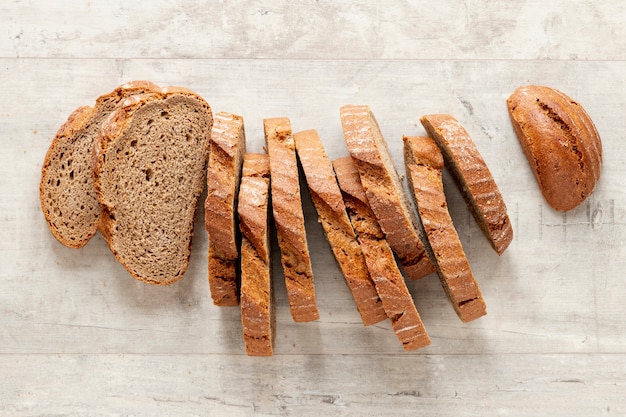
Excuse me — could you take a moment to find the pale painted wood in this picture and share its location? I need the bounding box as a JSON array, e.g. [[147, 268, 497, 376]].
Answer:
[[1, 0, 626, 415]]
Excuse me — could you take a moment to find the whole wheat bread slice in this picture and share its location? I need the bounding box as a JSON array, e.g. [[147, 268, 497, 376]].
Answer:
[[333, 156, 431, 350], [420, 114, 513, 255], [264, 117, 319, 322], [205, 112, 246, 306], [40, 81, 160, 248], [94, 87, 213, 285], [339, 105, 435, 280], [238, 153, 274, 356], [294, 129, 386, 326], [404, 136, 486, 322]]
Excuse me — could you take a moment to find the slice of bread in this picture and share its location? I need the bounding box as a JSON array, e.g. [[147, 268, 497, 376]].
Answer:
[[404, 136, 486, 322], [264, 117, 319, 322], [205, 112, 246, 306], [333, 156, 431, 350], [294, 129, 386, 326], [339, 105, 435, 280], [238, 153, 273, 356], [94, 87, 213, 285], [40, 81, 160, 248], [420, 114, 513, 255]]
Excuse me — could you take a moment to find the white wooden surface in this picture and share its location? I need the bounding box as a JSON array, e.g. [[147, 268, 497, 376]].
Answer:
[[2, 1, 626, 415]]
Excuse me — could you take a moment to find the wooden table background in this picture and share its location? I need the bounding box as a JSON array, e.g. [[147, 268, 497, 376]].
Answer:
[[2, 1, 625, 415]]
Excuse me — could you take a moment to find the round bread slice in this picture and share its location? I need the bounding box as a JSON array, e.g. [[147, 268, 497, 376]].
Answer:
[[94, 87, 213, 285], [40, 81, 160, 248]]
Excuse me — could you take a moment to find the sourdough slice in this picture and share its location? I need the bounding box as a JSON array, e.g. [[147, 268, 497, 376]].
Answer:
[[404, 136, 486, 322], [264, 117, 319, 322], [94, 87, 213, 285], [40, 80, 160, 248], [205, 112, 246, 306], [420, 114, 513, 255], [294, 129, 386, 326], [339, 105, 435, 280], [333, 157, 431, 350], [238, 153, 273, 356]]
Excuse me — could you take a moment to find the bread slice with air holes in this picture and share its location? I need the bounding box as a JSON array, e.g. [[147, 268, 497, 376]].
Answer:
[[339, 105, 435, 280], [40, 81, 160, 248], [238, 153, 274, 356], [294, 129, 386, 326], [404, 135, 486, 322], [333, 156, 431, 350], [420, 114, 513, 255], [94, 87, 213, 285], [264, 117, 319, 322], [205, 112, 246, 306]]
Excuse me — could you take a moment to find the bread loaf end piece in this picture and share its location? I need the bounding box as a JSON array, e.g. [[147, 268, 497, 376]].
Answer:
[[95, 88, 213, 285], [40, 81, 160, 248], [206, 112, 246, 306], [333, 156, 431, 350], [404, 136, 486, 322], [264, 118, 319, 322], [507, 85, 602, 211], [238, 153, 273, 356], [420, 114, 513, 255], [340, 105, 435, 280], [295, 130, 386, 326]]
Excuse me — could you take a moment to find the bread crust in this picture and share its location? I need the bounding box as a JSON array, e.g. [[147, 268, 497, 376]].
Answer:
[[94, 87, 213, 285], [507, 85, 602, 211], [420, 114, 513, 255], [404, 136, 486, 323], [295, 130, 386, 326], [333, 156, 431, 350], [205, 112, 246, 306], [40, 81, 160, 248], [340, 105, 435, 280], [264, 118, 319, 322], [238, 153, 273, 356]]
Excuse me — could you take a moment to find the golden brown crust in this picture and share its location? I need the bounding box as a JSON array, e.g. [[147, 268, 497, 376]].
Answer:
[[420, 114, 513, 255], [507, 85, 602, 211], [205, 112, 246, 306], [295, 130, 386, 326], [404, 136, 486, 323], [238, 153, 273, 356], [264, 118, 319, 322], [340, 105, 435, 280], [333, 156, 431, 350]]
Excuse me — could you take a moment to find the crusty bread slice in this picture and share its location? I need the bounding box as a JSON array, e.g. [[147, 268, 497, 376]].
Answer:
[[238, 153, 273, 356], [333, 156, 431, 350], [420, 114, 513, 255], [94, 87, 213, 285], [264, 117, 319, 322], [294, 129, 386, 326], [339, 105, 435, 280], [40, 81, 160, 248], [205, 112, 246, 306], [404, 136, 486, 322]]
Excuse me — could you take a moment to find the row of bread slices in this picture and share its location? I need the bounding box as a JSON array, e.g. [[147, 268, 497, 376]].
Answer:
[[40, 81, 513, 356]]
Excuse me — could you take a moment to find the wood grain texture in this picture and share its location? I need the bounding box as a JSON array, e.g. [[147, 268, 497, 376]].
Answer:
[[2, 0, 626, 414]]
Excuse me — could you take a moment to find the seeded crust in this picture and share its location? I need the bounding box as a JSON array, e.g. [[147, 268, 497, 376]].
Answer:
[[404, 136, 486, 323], [94, 87, 213, 285], [333, 157, 431, 350], [420, 114, 513, 255], [264, 118, 319, 322], [238, 153, 273, 356], [507, 85, 602, 211], [40, 81, 160, 248], [294, 130, 386, 326], [205, 112, 246, 306], [339, 105, 435, 280]]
